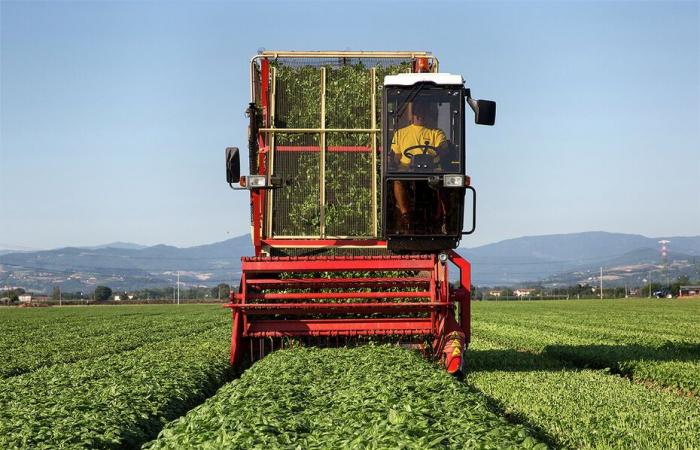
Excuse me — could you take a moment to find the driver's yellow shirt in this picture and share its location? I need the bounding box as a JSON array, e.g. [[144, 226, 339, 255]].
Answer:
[[391, 124, 447, 166]]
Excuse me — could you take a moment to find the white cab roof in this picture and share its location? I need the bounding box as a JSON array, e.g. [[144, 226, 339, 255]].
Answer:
[[383, 73, 464, 86]]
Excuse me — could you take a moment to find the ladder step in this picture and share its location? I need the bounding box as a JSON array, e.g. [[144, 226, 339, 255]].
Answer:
[[246, 317, 434, 337], [246, 276, 431, 290], [228, 301, 448, 315]]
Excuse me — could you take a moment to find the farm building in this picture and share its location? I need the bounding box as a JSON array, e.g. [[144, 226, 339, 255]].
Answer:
[[514, 289, 535, 297], [18, 294, 50, 305], [679, 286, 700, 298]]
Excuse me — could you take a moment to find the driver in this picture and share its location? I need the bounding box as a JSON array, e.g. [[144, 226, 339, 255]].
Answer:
[[390, 101, 447, 167], [390, 102, 448, 232]]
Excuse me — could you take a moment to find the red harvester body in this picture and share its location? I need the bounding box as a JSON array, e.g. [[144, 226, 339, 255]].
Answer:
[[225, 51, 495, 375]]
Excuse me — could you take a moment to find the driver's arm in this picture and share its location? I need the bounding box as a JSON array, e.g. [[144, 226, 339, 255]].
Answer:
[[433, 129, 451, 167], [390, 130, 404, 168], [438, 140, 454, 168]]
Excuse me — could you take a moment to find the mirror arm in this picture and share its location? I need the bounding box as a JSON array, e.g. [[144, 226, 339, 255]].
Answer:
[[465, 89, 479, 115], [466, 97, 479, 115]]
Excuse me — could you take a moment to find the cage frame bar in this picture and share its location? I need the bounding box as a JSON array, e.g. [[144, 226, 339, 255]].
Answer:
[[320, 67, 327, 237], [370, 66, 378, 237], [266, 66, 277, 239], [249, 50, 439, 117], [260, 128, 378, 133]]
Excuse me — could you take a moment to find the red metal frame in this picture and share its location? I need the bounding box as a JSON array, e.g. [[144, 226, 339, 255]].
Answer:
[[276, 145, 371, 153], [261, 239, 387, 248], [225, 252, 472, 374], [232, 55, 473, 374], [250, 57, 270, 256], [247, 318, 434, 337]]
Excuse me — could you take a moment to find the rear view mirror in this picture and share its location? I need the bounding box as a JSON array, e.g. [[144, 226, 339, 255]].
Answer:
[[475, 100, 496, 126], [226, 147, 240, 184]]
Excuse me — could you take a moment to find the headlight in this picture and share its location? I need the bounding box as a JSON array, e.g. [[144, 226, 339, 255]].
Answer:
[[246, 175, 267, 188], [443, 175, 464, 187]]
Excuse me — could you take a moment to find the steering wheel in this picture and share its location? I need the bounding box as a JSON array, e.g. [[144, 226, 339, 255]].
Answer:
[[402, 144, 439, 169], [402, 144, 439, 160]]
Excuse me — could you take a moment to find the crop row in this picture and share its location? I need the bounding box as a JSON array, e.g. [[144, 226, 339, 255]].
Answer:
[[0, 311, 231, 448], [473, 299, 700, 346], [145, 345, 547, 449], [466, 338, 700, 449], [0, 305, 224, 377], [472, 299, 700, 395]]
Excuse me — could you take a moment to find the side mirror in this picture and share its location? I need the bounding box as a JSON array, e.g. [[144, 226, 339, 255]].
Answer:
[[226, 147, 240, 184], [475, 100, 496, 126]]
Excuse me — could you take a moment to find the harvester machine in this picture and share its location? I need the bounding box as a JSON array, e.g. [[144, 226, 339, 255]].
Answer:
[[225, 51, 495, 375]]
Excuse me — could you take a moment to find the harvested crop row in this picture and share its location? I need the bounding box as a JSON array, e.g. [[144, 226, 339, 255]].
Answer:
[[0, 305, 223, 377], [472, 299, 700, 395], [145, 345, 546, 449], [467, 339, 700, 449], [0, 324, 231, 449]]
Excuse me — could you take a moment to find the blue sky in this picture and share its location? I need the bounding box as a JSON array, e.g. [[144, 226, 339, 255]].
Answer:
[[1, 1, 698, 249]]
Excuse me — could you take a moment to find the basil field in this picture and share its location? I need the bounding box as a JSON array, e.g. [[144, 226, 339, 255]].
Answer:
[[1, 299, 698, 449]]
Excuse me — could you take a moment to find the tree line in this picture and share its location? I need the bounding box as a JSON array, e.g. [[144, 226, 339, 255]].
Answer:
[[0, 284, 232, 304]]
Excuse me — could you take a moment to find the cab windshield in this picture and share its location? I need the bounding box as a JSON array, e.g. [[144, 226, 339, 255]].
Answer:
[[385, 86, 463, 174]]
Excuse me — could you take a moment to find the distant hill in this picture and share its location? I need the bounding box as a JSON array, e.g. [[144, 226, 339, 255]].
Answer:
[[1, 232, 698, 292], [80, 242, 149, 250], [460, 232, 700, 286], [0, 235, 253, 292], [0, 243, 41, 256], [539, 247, 698, 287]]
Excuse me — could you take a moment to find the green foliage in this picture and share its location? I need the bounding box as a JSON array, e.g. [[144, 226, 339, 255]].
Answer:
[[270, 61, 409, 237], [2, 300, 699, 449], [145, 346, 545, 449], [469, 339, 700, 449], [94, 285, 112, 301], [0, 305, 225, 377], [1, 288, 24, 303], [210, 283, 230, 300], [472, 298, 700, 395], [0, 305, 231, 448]]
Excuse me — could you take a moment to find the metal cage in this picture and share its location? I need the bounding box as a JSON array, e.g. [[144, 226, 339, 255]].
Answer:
[[249, 51, 438, 244]]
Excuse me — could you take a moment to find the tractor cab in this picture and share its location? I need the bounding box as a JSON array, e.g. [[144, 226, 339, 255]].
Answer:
[[382, 73, 495, 252]]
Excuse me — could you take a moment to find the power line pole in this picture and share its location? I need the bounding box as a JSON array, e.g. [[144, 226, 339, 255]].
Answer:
[[177, 271, 180, 305], [600, 267, 603, 300], [659, 240, 671, 288]]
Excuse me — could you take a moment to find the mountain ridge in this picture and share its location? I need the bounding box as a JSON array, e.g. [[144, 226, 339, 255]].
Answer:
[[1, 232, 698, 291]]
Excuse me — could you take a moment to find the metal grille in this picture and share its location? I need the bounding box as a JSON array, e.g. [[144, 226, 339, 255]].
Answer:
[[325, 64, 371, 129], [256, 52, 435, 240], [325, 133, 373, 236], [271, 133, 321, 236], [270, 247, 391, 257], [273, 64, 321, 129], [262, 56, 419, 70]]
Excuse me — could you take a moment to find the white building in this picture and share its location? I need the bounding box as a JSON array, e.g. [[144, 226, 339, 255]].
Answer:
[[514, 289, 534, 297]]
